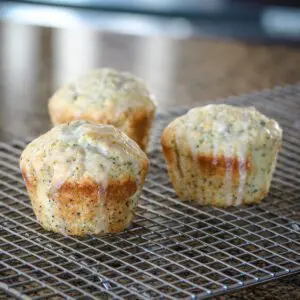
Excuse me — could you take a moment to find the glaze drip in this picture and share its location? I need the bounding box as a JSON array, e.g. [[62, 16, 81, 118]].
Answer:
[[170, 104, 282, 206]]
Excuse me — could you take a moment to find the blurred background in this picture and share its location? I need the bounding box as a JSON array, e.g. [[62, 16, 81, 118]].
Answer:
[[0, 0, 300, 42]]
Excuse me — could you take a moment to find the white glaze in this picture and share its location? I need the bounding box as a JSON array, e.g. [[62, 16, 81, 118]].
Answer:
[[20, 120, 148, 233], [172, 104, 282, 206], [54, 68, 155, 118]]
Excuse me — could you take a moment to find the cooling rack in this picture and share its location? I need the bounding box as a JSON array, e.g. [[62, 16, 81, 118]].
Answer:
[[1, 84, 300, 299]]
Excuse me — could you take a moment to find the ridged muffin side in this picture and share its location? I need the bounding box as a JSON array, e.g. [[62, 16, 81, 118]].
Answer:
[[20, 121, 149, 235], [48, 68, 156, 151], [161, 105, 282, 207]]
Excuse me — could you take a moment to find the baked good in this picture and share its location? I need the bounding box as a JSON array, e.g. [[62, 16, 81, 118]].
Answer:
[[48, 68, 156, 151], [161, 104, 282, 207], [20, 121, 149, 235]]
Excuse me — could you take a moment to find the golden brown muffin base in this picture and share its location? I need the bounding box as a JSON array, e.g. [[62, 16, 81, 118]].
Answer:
[[161, 127, 270, 207], [22, 168, 148, 236]]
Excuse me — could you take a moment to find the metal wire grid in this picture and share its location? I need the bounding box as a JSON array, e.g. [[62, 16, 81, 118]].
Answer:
[[1, 84, 300, 300]]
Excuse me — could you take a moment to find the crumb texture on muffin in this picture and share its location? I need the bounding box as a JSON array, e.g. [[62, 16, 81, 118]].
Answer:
[[161, 104, 282, 207], [48, 68, 156, 150], [20, 121, 149, 235]]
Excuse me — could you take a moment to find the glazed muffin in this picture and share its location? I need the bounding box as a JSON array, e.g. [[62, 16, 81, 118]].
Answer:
[[161, 104, 282, 207], [48, 68, 156, 151], [20, 121, 149, 235]]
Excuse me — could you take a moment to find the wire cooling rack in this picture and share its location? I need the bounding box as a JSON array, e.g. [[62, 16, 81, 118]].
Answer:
[[1, 84, 300, 300]]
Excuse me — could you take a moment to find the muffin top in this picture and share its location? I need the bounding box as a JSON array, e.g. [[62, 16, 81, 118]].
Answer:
[[49, 68, 156, 118], [20, 121, 149, 191], [166, 104, 282, 157]]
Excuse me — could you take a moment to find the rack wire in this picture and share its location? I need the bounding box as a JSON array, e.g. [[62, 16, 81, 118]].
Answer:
[[1, 84, 300, 299]]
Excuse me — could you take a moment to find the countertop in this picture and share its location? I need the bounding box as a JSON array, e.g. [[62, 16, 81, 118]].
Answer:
[[0, 20, 299, 299]]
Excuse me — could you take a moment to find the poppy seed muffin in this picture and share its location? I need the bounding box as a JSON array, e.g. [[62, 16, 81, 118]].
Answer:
[[20, 121, 149, 235], [48, 68, 156, 151], [161, 104, 282, 207]]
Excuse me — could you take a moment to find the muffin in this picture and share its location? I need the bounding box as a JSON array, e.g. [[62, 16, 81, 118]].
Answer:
[[20, 121, 149, 235], [161, 104, 282, 207], [48, 68, 156, 151]]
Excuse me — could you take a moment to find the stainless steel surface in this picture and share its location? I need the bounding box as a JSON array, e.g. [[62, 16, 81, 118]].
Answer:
[[0, 2, 195, 38], [1, 2, 300, 42], [1, 84, 300, 299]]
